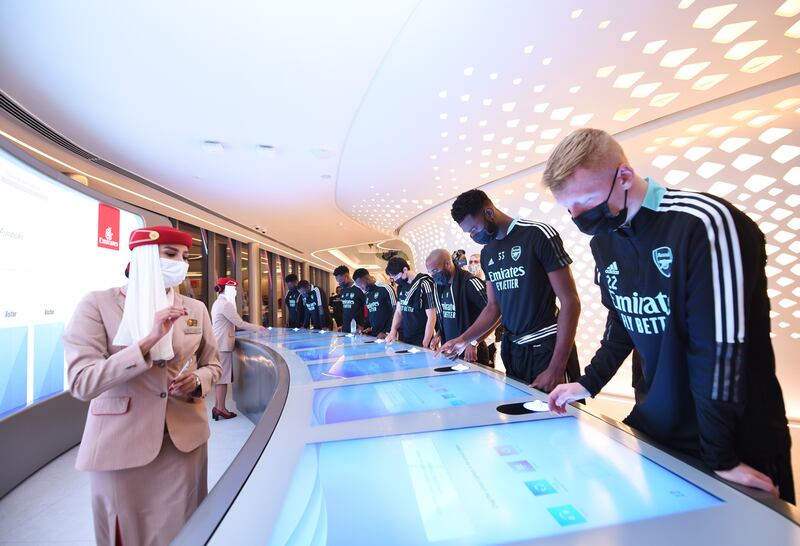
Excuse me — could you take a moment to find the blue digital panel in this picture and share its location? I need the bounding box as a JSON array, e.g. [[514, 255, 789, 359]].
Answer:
[[282, 336, 359, 351], [33, 323, 64, 402], [296, 343, 405, 362], [271, 418, 722, 545], [307, 353, 444, 381], [311, 372, 528, 425], [0, 327, 28, 417]]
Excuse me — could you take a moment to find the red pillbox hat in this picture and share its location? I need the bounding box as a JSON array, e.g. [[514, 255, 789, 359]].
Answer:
[[129, 226, 192, 250]]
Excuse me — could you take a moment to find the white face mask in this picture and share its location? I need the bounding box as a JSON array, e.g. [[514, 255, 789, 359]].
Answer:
[[160, 258, 189, 288], [223, 285, 237, 301]]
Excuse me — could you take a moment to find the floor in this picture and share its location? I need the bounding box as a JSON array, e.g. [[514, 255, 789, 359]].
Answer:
[[0, 391, 254, 546]]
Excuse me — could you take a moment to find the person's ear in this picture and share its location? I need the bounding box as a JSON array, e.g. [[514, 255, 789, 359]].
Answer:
[[485, 206, 496, 221], [618, 164, 635, 190]]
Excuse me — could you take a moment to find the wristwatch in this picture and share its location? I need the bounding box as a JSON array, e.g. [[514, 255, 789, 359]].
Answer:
[[469, 340, 478, 347], [193, 373, 201, 389]]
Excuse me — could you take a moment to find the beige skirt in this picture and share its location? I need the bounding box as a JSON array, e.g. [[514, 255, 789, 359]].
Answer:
[[89, 434, 207, 546], [218, 351, 234, 385]]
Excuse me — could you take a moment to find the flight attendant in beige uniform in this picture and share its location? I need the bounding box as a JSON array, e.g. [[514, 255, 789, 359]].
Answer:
[[63, 226, 222, 546], [210, 276, 264, 420]]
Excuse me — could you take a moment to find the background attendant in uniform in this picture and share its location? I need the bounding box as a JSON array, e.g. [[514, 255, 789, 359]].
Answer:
[[334, 265, 368, 333], [439, 189, 581, 392], [283, 274, 306, 328], [211, 276, 265, 421], [63, 226, 222, 546], [353, 268, 396, 338], [298, 279, 331, 330], [544, 128, 794, 503], [385, 257, 437, 348], [426, 249, 495, 365]]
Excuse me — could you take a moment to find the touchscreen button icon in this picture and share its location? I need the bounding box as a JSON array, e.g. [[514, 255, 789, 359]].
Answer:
[[547, 505, 586, 526]]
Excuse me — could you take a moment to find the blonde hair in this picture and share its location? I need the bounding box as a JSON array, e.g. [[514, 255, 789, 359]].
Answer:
[[543, 128, 626, 192]]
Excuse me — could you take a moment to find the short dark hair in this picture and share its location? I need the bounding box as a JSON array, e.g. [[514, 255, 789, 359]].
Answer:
[[451, 189, 492, 224], [352, 268, 369, 281], [297, 279, 310, 289], [385, 257, 410, 276], [333, 265, 349, 277], [285, 273, 298, 283]]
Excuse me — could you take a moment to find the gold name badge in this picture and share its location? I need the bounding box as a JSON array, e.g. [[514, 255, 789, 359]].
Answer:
[[186, 318, 198, 327]]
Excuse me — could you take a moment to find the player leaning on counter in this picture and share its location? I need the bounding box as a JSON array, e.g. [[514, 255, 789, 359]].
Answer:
[[544, 128, 793, 503]]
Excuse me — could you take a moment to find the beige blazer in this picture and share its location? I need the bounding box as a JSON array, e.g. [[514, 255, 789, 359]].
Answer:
[[211, 295, 261, 352], [63, 286, 222, 472]]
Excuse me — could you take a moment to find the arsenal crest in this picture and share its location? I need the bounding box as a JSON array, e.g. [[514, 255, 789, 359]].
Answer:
[[511, 245, 522, 261], [652, 247, 673, 278]]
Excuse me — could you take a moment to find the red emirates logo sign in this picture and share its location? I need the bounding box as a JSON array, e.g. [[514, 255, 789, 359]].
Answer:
[[97, 203, 120, 250]]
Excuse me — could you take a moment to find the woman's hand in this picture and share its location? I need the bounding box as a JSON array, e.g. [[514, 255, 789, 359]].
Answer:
[[138, 306, 188, 356], [169, 371, 199, 397]]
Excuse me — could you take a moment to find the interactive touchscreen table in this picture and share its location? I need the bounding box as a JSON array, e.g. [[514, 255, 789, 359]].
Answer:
[[176, 328, 800, 546], [294, 342, 406, 362], [311, 371, 528, 425]]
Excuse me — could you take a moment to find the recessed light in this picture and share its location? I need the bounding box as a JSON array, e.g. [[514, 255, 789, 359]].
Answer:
[[660, 48, 696, 67], [571, 8, 583, 18], [719, 137, 750, 152], [692, 4, 737, 30], [534, 103, 549, 113], [712, 20, 756, 43], [482, 98, 493, 106], [675, 61, 710, 80], [524, 44, 534, 54], [461, 94, 470, 102], [489, 72, 499, 80], [693, 74, 728, 90], [502, 101, 517, 112], [725, 40, 767, 61], [621, 31, 637, 42], [741, 55, 782, 73], [643, 40, 667, 54], [598, 20, 611, 29], [464, 67, 474, 76], [438, 90, 447, 98], [613, 108, 640, 121], [513, 78, 522, 85], [570, 113, 594, 126], [596, 65, 616, 77], [759, 127, 792, 144], [203, 140, 224, 152], [631, 82, 662, 98], [776, 0, 800, 17], [506, 119, 520, 128], [614, 71, 644, 88], [650, 92, 680, 107]]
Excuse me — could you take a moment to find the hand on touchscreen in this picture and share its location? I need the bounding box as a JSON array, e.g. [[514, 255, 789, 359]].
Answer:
[[548, 383, 590, 414]]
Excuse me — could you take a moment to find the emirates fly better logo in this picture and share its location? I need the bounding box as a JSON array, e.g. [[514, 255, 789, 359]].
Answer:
[[97, 203, 120, 250]]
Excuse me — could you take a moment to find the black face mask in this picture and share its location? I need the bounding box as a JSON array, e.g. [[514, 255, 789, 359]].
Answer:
[[432, 270, 451, 286], [470, 211, 498, 245], [338, 281, 349, 289], [572, 168, 628, 236], [365, 283, 376, 292], [395, 276, 409, 287]]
